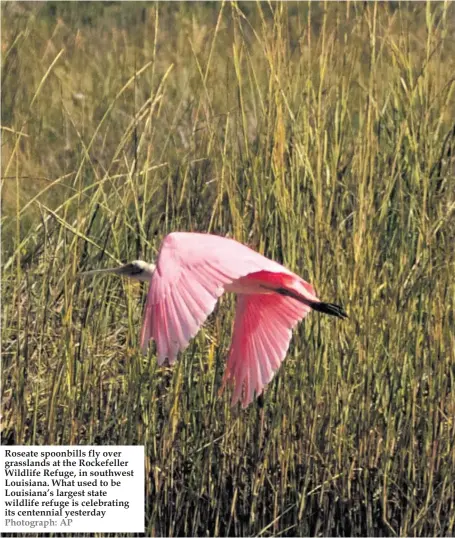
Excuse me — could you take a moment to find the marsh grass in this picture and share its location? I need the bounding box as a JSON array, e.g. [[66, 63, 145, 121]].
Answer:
[[2, 2, 455, 536]]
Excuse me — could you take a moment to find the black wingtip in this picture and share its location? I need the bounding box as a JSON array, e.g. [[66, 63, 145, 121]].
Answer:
[[311, 301, 348, 319]]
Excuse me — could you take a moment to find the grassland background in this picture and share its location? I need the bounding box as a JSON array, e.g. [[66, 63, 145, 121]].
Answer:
[[2, 2, 455, 536]]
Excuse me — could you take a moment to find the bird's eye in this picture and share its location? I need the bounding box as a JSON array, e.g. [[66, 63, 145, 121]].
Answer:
[[130, 264, 143, 275]]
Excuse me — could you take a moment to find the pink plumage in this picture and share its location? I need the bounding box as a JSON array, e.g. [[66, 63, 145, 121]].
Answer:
[[83, 232, 346, 407], [138, 232, 347, 408]]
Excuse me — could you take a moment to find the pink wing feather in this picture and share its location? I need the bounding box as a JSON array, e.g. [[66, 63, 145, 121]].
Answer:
[[141, 232, 296, 362], [140, 232, 316, 405], [222, 293, 311, 407]]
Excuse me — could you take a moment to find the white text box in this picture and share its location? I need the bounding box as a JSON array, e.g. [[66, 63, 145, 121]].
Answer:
[[0, 446, 144, 533]]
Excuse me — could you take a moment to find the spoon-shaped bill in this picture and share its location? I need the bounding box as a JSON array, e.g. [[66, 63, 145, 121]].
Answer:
[[79, 265, 131, 277]]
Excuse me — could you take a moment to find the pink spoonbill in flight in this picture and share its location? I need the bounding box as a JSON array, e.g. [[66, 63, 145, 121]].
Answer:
[[82, 232, 347, 407]]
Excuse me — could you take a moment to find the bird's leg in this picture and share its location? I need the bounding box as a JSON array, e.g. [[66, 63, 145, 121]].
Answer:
[[308, 301, 348, 319], [271, 286, 348, 319]]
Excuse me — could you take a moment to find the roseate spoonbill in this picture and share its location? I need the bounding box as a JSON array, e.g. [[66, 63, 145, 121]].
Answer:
[[82, 232, 347, 407]]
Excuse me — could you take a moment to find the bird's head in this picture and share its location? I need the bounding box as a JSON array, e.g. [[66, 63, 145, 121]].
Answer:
[[80, 260, 156, 282]]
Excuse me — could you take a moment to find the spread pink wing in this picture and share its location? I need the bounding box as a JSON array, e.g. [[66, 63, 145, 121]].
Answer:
[[222, 294, 311, 408], [140, 232, 311, 365]]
